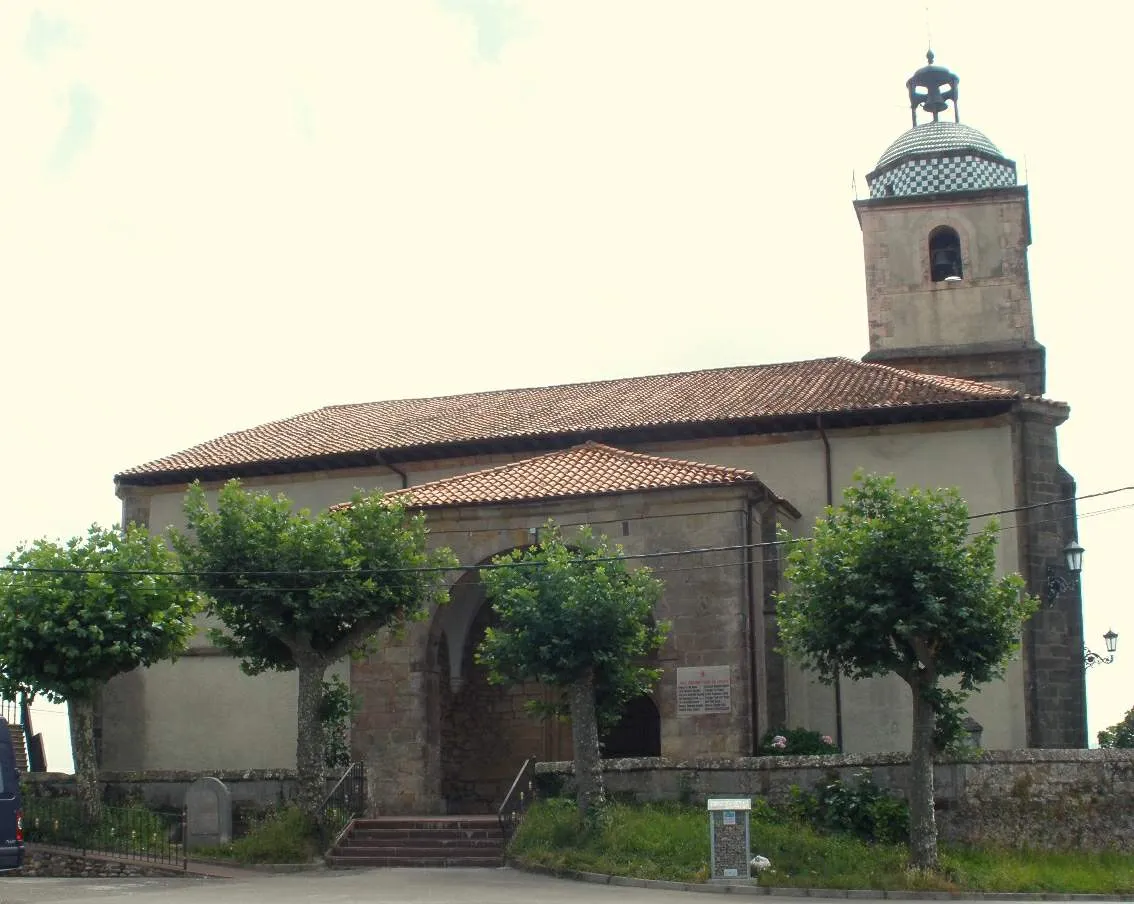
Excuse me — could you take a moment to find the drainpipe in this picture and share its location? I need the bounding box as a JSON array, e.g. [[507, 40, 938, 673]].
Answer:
[[816, 415, 844, 752], [375, 452, 409, 489], [746, 500, 760, 755]]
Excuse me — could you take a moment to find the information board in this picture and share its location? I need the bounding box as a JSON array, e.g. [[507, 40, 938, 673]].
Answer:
[[676, 665, 731, 714]]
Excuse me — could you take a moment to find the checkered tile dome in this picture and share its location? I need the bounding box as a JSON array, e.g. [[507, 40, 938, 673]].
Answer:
[[866, 121, 1017, 199]]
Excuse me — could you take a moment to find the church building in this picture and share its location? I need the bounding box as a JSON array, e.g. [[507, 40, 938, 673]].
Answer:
[[107, 55, 1085, 815]]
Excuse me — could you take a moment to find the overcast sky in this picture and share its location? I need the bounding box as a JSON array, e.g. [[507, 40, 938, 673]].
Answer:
[[3, 2, 1131, 770]]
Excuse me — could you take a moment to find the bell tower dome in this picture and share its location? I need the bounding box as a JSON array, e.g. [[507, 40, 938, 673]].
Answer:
[[855, 52, 1044, 395]]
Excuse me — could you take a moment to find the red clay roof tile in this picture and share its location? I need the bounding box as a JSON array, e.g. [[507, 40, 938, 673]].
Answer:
[[376, 442, 763, 509], [116, 356, 1024, 482]]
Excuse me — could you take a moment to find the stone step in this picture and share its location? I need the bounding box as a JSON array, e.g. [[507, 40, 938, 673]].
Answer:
[[351, 816, 499, 831], [327, 814, 506, 870], [326, 854, 503, 869], [339, 836, 503, 850], [7, 724, 27, 774], [348, 828, 503, 842], [333, 845, 502, 859]]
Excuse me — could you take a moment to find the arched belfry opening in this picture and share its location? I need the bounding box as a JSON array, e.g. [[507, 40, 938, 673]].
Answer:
[[929, 226, 963, 282]]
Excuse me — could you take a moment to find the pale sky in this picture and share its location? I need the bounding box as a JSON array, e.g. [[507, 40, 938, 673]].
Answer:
[[3, 2, 1132, 771]]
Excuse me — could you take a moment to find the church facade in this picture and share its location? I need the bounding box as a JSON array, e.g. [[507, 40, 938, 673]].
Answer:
[[105, 55, 1086, 815]]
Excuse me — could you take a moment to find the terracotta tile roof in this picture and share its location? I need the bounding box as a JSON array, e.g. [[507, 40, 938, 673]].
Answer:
[[117, 356, 1024, 483], [368, 442, 766, 509]]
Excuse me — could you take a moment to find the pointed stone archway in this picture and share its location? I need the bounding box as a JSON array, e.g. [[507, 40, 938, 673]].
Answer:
[[429, 556, 572, 814]]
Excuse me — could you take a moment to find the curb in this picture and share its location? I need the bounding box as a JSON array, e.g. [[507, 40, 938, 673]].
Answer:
[[508, 861, 1134, 901]]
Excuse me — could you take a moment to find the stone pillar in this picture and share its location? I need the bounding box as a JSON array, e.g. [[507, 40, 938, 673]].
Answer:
[[758, 503, 788, 735], [351, 624, 442, 814], [1016, 404, 1087, 748]]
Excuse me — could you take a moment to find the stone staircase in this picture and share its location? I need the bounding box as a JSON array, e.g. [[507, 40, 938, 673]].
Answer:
[[326, 815, 505, 868], [7, 723, 28, 773]]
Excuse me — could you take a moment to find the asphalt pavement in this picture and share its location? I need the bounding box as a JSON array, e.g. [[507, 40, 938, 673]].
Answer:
[[0, 868, 1003, 904]]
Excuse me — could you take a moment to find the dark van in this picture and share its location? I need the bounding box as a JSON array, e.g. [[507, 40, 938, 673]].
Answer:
[[0, 719, 24, 871]]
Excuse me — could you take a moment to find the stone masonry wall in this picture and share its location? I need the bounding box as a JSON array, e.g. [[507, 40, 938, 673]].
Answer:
[[1015, 403, 1086, 748], [19, 845, 191, 878], [537, 749, 1134, 851], [352, 486, 760, 814]]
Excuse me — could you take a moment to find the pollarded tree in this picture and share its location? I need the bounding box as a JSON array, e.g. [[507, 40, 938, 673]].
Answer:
[[173, 480, 455, 820], [0, 525, 200, 822], [476, 523, 668, 819], [1098, 708, 1134, 748], [776, 473, 1035, 870]]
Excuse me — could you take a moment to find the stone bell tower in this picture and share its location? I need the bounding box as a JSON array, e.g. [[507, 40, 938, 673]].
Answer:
[[854, 52, 1045, 396], [855, 53, 1087, 749]]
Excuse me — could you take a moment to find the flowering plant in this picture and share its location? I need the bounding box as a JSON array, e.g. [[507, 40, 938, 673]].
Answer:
[[757, 727, 840, 756]]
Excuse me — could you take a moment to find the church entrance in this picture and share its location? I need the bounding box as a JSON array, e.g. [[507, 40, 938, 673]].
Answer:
[[431, 568, 571, 814]]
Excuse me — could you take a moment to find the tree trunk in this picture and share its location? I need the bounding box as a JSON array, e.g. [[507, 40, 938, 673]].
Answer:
[[68, 696, 101, 824], [568, 668, 604, 819], [295, 659, 328, 821], [908, 679, 939, 870]]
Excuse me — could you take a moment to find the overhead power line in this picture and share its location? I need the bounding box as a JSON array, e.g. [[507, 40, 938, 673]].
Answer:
[[1, 485, 1131, 581]]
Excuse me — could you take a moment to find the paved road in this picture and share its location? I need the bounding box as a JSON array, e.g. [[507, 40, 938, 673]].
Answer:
[[0, 868, 855, 904]]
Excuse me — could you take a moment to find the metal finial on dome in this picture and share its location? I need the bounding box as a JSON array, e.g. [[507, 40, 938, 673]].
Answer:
[[906, 51, 959, 128]]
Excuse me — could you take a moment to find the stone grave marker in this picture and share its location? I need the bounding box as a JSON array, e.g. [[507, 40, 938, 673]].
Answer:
[[185, 776, 232, 850]]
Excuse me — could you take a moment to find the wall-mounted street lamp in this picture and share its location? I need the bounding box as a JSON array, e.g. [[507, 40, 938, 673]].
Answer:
[[1046, 539, 1085, 606], [1084, 630, 1118, 669]]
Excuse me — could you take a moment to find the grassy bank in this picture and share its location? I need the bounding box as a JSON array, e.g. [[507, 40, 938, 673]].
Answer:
[[191, 807, 320, 865], [510, 799, 1134, 894]]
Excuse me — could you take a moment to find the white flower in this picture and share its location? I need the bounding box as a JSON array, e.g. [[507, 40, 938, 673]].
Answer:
[[750, 855, 772, 872]]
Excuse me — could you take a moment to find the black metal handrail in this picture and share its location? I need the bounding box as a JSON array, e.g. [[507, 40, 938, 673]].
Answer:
[[318, 762, 366, 850], [24, 798, 187, 868], [497, 757, 536, 842]]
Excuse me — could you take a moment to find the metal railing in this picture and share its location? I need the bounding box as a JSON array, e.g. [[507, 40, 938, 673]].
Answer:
[[497, 757, 536, 843], [24, 797, 187, 869], [318, 762, 367, 850]]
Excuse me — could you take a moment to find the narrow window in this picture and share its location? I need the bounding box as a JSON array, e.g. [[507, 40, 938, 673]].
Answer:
[[929, 226, 963, 282]]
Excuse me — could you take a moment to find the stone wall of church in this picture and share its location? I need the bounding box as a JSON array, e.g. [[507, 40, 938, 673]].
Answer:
[[643, 418, 1028, 753], [351, 486, 761, 814], [108, 415, 1039, 780]]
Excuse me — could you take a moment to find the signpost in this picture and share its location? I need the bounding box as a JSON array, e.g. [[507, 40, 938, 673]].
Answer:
[[706, 797, 751, 880]]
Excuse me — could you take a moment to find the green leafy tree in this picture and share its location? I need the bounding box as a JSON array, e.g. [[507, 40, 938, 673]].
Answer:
[[0, 525, 200, 822], [173, 480, 455, 820], [476, 523, 668, 819], [776, 473, 1035, 870], [1098, 708, 1134, 748]]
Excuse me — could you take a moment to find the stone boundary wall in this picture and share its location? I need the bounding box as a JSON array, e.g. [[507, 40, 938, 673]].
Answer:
[[536, 750, 1134, 851], [18, 844, 191, 878], [21, 770, 341, 811], [21, 770, 337, 838]]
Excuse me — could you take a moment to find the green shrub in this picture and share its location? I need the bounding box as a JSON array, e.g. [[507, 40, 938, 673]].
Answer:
[[320, 675, 359, 769], [533, 771, 568, 799], [790, 770, 909, 844], [758, 727, 839, 756], [196, 806, 318, 864]]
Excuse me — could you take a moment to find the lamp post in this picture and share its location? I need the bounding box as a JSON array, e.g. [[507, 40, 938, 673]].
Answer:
[[1045, 539, 1085, 606], [1084, 630, 1118, 669]]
